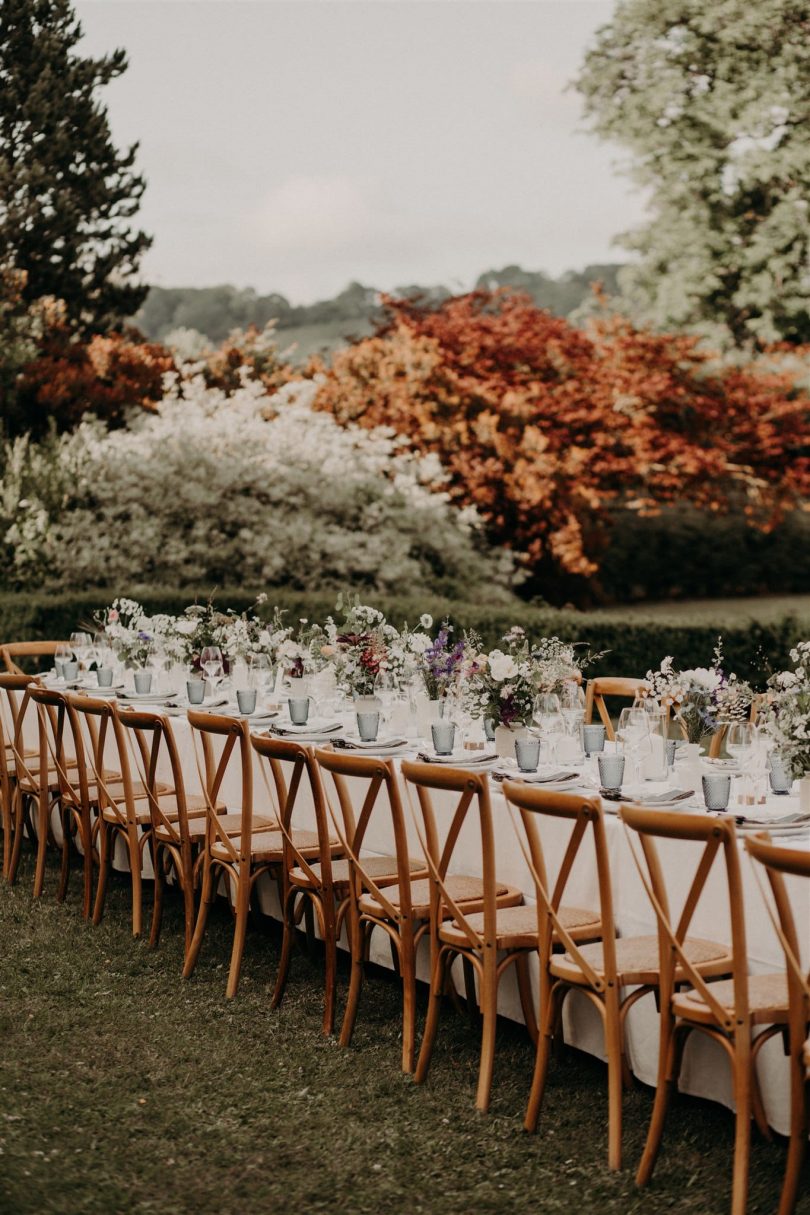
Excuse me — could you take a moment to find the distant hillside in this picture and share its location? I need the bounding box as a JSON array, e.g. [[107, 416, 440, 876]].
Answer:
[[132, 263, 623, 361]]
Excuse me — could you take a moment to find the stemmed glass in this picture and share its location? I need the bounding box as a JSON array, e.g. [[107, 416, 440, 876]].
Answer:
[[533, 692, 564, 764], [247, 653, 274, 700], [70, 631, 92, 670], [727, 721, 758, 800], [559, 681, 585, 750], [200, 645, 224, 699], [54, 642, 71, 680], [617, 707, 651, 784]]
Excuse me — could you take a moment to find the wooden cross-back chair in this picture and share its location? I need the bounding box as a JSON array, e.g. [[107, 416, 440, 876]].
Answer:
[[620, 807, 789, 1215], [113, 708, 216, 963], [68, 694, 161, 937], [313, 748, 432, 1071], [250, 735, 343, 1033], [399, 762, 533, 1109], [183, 711, 279, 998], [745, 833, 810, 1215], [583, 677, 648, 740], [0, 673, 40, 880], [0, 670, 75, 889], [27, 685, 100, 916], [1, 641, 71, 676], [502, 785, 734, 1170]]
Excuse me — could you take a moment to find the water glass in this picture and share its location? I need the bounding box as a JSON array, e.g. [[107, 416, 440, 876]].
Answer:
[[515, 737, 541, 772], [62, 660, 79, 683], [702, 773, 731, 811], [483, 717, 496, 742], [96, 667, 114, 688], [134, 670, 152, 695], [356, 711, 380, 742], [288, 697, 310, 725], [581, 724, 606, 756], [598, 753, 625, 792], [431, 720, 456, 755], [768, 753, 792, 795], [186, 679, 206, 705], [237, 689, 257, 716]]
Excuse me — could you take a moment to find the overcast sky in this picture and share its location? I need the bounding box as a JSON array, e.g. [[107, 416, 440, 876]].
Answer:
[[74, 0, 643, 303]]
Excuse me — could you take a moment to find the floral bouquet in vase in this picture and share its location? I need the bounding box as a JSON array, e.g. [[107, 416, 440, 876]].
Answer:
[[762, 641, 810, 788], [645, 642, 753, 746]]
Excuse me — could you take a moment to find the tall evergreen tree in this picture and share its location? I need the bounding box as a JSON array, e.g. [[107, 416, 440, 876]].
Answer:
[[576, 0, 810, 349], [0, 0, 151, 333]]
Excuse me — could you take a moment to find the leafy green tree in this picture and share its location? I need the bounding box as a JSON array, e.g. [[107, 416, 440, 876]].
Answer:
[[577, 0, 810, 348], [0, 0, 151, 333]]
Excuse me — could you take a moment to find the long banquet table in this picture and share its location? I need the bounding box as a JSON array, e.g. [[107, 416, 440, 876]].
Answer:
[[81, 709, 809, 1137]]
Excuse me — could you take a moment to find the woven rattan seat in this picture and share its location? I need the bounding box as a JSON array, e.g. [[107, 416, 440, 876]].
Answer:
[[442, 902, 601, 952], [362, 874, 522, 923], [552, 933, 731, 987], [291, 853, 424, 891], [673, 972, 788, 1024]]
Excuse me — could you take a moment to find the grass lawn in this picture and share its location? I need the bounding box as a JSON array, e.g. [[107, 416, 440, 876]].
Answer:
[[0, 853, 806, 1215]]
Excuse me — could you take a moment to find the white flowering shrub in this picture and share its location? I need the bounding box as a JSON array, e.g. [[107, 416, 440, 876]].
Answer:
[[0, 372, 514, 597]]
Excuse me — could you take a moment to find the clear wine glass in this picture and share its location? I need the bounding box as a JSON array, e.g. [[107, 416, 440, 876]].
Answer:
[[70, 631, 92, 669], [726, 721, 756, 766], [247, 653, 273, 697], [200, 645, 224, 698], [54, 642, 71, 679], [533, 692, 564, 764], [559, 680, 585, 737], [617, 707, 651, 783]]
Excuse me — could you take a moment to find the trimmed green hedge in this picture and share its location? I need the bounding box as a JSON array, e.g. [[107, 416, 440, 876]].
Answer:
[[2, 587, 806, 688]]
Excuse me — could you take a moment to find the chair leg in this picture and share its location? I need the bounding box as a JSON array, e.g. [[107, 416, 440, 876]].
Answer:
[[57, 804, 71, 903], [778, 1042, 807, 1215], [475, 953, 498, 1113], [636, 1009, 678, 1186], [181, 863, 196, 963], [32, 794, 51, 898], [183, 852, 215, 979], [321, 901, 338, 1036], [7, 789, 27, 886], [149, 846, 165, 948], [128, 831, 144, 939], [515, 951, 538, 1046], [462, 955, 479, 1023], [415, 945, 448, 1086], [730, 1028, 753, 1215], [525, 976, 560, 1133], [225, 871, 251, 999], [339, 900, 364, 1048], [605, 987, 624, 1171], [80, 811, 94, 920], [271, 888, 297, 1011], [92, 820, 111, 926], [399, 926, 417, 1075]]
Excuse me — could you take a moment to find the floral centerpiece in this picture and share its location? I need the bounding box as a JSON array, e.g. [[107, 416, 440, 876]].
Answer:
[[418, 621, 469, 702], [94, 597, 180, 669], [644, 642, 754, 744], [762, 641, 810, 780], [464, 628, 596, 728], [320, 596, 430, 698]]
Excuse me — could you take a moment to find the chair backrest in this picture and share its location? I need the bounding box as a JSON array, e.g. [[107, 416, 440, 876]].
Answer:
[[187, 710, 252, 866], [584, 677, 647, 740], [2, 641, 71, 675], [28, 685, 88, 811], [399, 761, 503, 952], [620, 805, 748, 1031], [115, 708, 192, 853], [315, 748, 415, 919], [502, 781, 617, 982], [69, 694, 133, 827], [251, 734, 335, 890], [0, 673, 40, 791], [745, 833, 810, 1045]]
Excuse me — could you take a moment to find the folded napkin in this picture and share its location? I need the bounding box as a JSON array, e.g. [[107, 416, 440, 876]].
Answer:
[[493, 768, 580, 786], [415, 750, 497, 766], [606, 788, 694, 806], [268, 720, 343, 737], [331, 736, 409, 751], [731, 810, 810, 828], [164, 695, 229, 710]]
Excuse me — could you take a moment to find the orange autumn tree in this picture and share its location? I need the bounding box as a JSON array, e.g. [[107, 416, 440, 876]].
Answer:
[[314, 290, 809, 589]]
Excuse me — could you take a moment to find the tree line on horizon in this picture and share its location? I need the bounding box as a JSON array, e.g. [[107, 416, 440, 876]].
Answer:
[[131, 264, 624, 346]]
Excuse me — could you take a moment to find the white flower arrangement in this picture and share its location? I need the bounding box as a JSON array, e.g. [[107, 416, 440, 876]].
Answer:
[[762, 641, 810, 778], [645, 642, 754, 744]]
